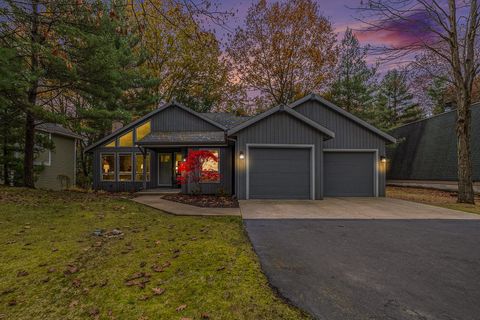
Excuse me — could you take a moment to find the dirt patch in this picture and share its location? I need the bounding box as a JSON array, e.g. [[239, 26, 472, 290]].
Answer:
[[163, 194, 239, 208]]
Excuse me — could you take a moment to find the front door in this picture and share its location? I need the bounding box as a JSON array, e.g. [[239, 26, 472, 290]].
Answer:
[[158, 153, 173, 186]]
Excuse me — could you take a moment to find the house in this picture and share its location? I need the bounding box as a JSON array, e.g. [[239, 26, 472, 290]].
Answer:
[[85, 94, 396, 199], [387, 103, 480, 185], [34, 123, 82, 190]]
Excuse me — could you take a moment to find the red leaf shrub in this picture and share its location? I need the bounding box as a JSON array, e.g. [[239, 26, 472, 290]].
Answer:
[[177, 150, 220, 193]]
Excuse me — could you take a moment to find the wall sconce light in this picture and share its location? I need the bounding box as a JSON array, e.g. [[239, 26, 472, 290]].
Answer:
[[103, 163, 110, 173], [239, 151, 245, 160], [380, 156, 387, 163]]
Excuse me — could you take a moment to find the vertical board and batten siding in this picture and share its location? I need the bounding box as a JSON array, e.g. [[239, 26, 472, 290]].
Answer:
[[294, 100, 387, 196], [233, 112, 324, 200], [151, 105, 219, 131], [35, 134, 76, 190]]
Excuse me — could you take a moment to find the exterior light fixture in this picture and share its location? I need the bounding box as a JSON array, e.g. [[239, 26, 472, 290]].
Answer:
[[239, 151, 245, 160], [380, 156, 387, 163]]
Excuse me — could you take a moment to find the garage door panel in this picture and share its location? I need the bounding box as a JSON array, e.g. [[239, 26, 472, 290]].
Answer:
[[324, 152, 375, 197], [249, 147, 311, 199]]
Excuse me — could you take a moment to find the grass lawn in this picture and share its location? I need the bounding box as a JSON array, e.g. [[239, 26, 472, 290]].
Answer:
[[387, 186, 480, 215], [0, 187, 307, 320]]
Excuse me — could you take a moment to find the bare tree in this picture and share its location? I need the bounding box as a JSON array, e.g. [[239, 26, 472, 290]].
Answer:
[[357, 0, 479, 203]]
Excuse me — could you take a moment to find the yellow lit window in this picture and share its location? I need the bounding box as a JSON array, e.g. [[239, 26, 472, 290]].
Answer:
[[119, 130, 133, 147], [135, 121, 151, 142], [105, 140, 115, 147], [135, 153, 151, 181], [101, 154, 115, 181], [200, 149, 220, 183], [118, 154, 132, 181]]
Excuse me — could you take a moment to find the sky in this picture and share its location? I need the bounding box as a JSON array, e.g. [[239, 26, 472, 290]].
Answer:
[[208, 0, 429, 70]]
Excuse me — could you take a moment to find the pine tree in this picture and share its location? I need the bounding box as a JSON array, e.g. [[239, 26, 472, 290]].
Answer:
[[329, 28, 377, 118], [376, 68, 423, 129], [0, 0, 156, 187]]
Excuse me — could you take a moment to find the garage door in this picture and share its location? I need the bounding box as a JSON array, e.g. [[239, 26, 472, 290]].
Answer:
[[248, 147, 312, 199], [324, 152, 375, 197]]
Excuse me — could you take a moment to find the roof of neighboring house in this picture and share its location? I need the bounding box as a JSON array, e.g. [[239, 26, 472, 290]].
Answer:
[[227, 104, 336, 139], [37, 123, 83, 140], [289, 94, 396, 143], [137, 131, 226, 146], [201, 113, 251, 129]]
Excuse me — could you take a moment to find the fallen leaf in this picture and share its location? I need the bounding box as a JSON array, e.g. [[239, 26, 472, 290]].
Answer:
[[176, 304, 187, 312], [52, 247, 58, 252], [7, 300, 16, 306], [72, 278, 82, 288], [64, 265, 79, 275], [88, 307, 100, 318], [138, 295, 150, 301], [201, 313, 210, 319], [17, 270, 29, 277], [152, 287, 165, 296], [47, 267, 57, 273], [99, 279, 108, 287], [69, 300, 78, 308], [216, 266, 225, 271], [40, 277, 50, 283], [139, 261, 146, 268]]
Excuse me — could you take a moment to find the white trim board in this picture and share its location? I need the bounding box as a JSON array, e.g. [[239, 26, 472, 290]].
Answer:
[[246, 144, 315, 200], [323, 149, 379, 197]]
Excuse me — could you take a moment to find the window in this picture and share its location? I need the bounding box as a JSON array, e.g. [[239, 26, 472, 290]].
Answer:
[[101, 154, 115, 181], [118, 154, 133, 181], [201, 149, 220, 183], [34, 133, 52, 166], [135, 153, 151, 181], [104, 140, 116, 147], [135, 121, 151, 142], [119, 130, 133, 147]]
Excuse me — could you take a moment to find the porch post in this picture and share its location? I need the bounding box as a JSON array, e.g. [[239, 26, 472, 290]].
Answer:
[[138, 145, 147, 191]]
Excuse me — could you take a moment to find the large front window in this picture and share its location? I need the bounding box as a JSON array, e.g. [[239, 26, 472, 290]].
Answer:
[[118, 154, 132, 181], [200, 149, 220, 183], [135, 153, 150, 181], [101, 154, 115, 181]]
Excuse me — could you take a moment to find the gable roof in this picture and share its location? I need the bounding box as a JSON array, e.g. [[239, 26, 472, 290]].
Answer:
[[37, 123, 83, 140], [201, 112, 251, 128], [289, 94, 397, 143], [227, 104, 335, 139], [84, 102, 227, 152]]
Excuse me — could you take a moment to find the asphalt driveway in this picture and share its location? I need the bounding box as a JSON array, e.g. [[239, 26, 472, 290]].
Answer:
[[244, 217, 480, 319]]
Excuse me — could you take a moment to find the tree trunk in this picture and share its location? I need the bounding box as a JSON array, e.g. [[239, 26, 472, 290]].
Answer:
[[23, 111, 35, 188], [456, 93, 475, 203], [23, 0, 39, 188], [3, 124, 9, 186]]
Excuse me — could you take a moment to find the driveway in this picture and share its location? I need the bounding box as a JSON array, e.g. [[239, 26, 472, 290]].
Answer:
[[240, 197, 480, 219], [242, 200, 480, 320]]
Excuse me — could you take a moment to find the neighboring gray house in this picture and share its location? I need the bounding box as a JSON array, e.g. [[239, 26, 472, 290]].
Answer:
[[34, 123, 82, 190], [388, 103, 480, 182], [85, 94, 396, 199]]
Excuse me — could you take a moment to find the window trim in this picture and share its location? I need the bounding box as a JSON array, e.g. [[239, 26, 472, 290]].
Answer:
[[199, 148, 220, 184], [104, 139, 116, 148], [118, 130, 134, 147], [135, 152, 151, 182], [117, 153, 133, 182], [100, 152, 116, 182]]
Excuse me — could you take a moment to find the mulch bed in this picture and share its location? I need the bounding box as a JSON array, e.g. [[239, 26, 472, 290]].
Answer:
[[163, 194, 239, 208]]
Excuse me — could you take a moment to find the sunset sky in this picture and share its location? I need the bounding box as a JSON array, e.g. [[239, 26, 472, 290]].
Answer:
[[211, 0, 429, 69]]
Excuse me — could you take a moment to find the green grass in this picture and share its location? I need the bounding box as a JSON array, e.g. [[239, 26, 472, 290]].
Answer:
[[0, 187, 307, 320]]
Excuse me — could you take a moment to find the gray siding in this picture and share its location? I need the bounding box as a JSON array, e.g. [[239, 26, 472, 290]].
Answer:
[[233, 112, 324, 200], [294, 100, 388, 196], [35, 134, 76, 190], [151, 105, 219, 132]]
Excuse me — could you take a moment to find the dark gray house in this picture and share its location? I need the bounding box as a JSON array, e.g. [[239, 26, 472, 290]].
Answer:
[[388, 103, 479, 182], [85, 94, 396, 199]]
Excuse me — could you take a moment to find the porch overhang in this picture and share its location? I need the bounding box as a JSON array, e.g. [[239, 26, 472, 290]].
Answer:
[[136, 131, 227, 147]]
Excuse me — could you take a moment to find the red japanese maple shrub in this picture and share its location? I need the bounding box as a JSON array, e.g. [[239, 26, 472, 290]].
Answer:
[[177, 150, 220, 194]]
